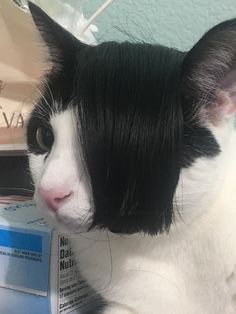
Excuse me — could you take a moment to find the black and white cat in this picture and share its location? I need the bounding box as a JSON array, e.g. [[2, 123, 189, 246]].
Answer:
[[27, 3, 236, 313]]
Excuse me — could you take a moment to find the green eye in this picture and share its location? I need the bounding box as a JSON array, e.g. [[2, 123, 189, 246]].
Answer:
[[36, 127, 54, 152]]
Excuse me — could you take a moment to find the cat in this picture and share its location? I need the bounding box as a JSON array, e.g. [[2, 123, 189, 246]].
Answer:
[[27, 3, 236, 313]]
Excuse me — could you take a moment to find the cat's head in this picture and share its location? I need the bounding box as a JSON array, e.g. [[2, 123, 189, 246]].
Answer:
[[27, 3, 236, 235]]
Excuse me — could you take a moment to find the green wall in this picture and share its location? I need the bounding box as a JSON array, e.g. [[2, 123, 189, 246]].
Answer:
[[80, 0, 236, 50]]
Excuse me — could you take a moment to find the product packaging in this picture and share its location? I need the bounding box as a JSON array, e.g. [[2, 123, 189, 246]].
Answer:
[[0, 201, 91, 314]]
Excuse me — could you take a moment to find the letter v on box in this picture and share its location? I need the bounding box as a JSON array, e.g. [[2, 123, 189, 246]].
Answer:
[[0, 201, 92, 314]]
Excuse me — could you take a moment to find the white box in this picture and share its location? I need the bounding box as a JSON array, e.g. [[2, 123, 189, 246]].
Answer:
[[0, 201, 91, 314]]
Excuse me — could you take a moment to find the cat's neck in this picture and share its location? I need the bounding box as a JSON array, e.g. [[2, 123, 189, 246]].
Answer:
[[207, 127, 236, 211]]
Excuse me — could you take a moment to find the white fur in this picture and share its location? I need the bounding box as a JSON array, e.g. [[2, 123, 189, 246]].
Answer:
[[30, 109, 92, 231], [29, 110, 236, 313]]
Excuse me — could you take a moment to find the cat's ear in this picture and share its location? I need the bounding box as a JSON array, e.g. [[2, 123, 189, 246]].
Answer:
[[28, 2, 85, 67], [183, 19, 236, 124]]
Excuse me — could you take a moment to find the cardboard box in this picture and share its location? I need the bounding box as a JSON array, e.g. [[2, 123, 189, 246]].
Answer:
[[0, 0, 48, 154], [0, 201, 91, 314]]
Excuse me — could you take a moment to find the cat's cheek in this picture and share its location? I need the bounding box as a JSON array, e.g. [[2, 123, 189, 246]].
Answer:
[[56, 200, 93, 231], [28, 153, 47, 185], [54, 180, 93, 230]]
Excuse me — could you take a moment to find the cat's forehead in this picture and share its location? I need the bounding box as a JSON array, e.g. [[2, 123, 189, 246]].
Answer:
[[73, 42, 184, 96], [33, 42, 185, 125]]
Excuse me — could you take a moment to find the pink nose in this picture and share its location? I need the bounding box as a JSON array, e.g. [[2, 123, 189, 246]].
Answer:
[[38, 186, 72, 212]]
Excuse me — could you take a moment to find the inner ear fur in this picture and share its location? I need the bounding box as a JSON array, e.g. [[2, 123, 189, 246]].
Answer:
[[182, 18, 236, 123]]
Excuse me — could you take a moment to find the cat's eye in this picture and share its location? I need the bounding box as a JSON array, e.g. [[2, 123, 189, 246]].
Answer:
[[36, 126, 54, 152]]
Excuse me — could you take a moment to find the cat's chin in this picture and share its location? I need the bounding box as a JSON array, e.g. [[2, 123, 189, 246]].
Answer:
[[40, 209, 91, 233], [56, 215, 92, 233], [34, 197, 91, 233]]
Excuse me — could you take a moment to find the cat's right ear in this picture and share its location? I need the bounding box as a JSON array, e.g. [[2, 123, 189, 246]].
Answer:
[[29, 2, 86, 67], [182, 19, 236, 125]]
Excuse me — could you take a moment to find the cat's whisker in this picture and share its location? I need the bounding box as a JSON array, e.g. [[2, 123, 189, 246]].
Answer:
[[72, 231, 103, 254], [106, 231, 113, 286], [35, 87, 53, 117], [176, 190, 214, 195], [174, 203, 195, 206], [0, 187, 34, 193], [43, 79, 55, 108], [127, 268, 181, 293]]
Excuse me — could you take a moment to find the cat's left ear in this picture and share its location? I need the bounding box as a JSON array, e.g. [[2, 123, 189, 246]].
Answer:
[[29, 2, 86, 68], [183, 19, 236, 124]]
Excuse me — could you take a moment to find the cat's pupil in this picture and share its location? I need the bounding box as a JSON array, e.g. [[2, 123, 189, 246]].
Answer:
[[36, 126, 54, 152]]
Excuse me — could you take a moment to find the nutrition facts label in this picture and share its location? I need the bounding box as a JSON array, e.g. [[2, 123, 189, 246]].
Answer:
[[57, 235, 90, 314]]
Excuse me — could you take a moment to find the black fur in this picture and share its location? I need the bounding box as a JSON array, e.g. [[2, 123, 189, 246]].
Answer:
[[28, 3, 224, 236]]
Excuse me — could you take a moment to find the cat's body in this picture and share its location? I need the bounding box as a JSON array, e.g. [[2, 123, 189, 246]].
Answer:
[[32, 109, 236, 314], [27, 3, 236, 313], [74, 139, 236, 314], [72, 196, 236, 314]]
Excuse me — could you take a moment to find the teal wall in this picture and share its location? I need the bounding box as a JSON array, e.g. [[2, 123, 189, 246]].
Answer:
[[80, 0, 236, 50]]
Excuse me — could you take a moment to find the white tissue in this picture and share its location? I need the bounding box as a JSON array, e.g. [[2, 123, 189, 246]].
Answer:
[[15, 0, 99, 45]]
